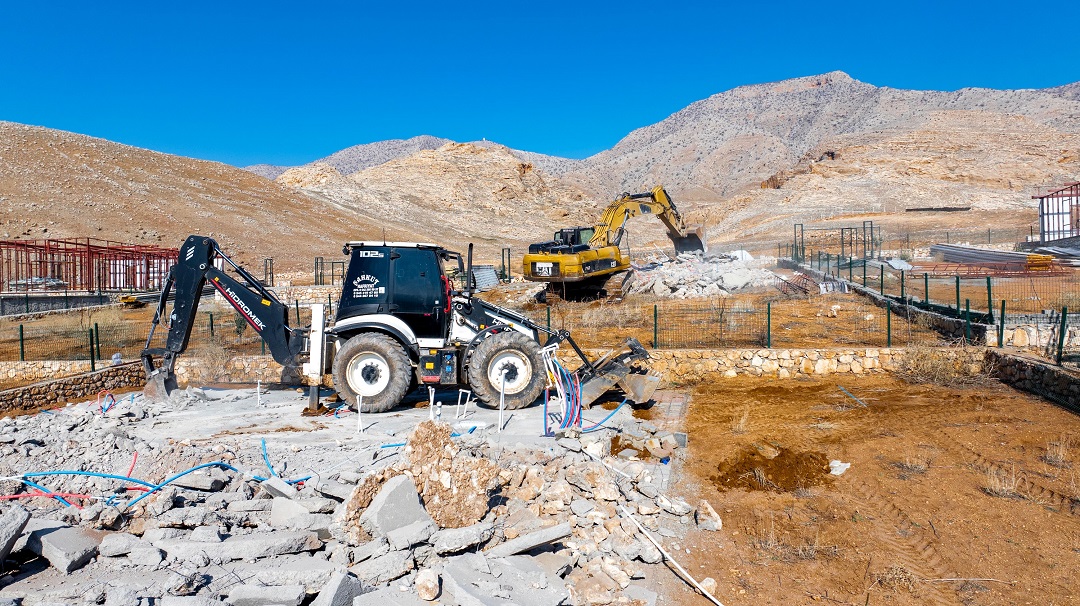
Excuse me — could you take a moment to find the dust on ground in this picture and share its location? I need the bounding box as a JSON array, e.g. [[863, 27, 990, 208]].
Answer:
[[666, 375, 1080, 606]]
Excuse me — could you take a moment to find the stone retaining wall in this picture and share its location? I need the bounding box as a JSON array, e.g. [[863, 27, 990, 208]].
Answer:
[[987, 349, 1080, 406], [0, 362, 144, 414]]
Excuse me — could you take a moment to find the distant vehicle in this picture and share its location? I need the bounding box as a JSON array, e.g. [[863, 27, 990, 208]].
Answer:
[[9, 277, 68, 291]]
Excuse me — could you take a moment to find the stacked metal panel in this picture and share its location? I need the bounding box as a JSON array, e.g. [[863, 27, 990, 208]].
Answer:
[[929, 244, 1053, 270]]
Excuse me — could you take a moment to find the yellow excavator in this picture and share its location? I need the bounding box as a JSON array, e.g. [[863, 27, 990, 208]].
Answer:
[[522, 185, 707, 299]]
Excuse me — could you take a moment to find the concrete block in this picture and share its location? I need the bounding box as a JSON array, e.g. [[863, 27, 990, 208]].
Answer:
[[226, 499, 273, 512], [351, 536, 389, 563], [159, 597, 228, 606], [348, 549, 413, 585], [299, 497, 339, 514], [271, 497, 310, 526], [259, 476, 296, 499], [25, 523, 100, 572], [351, 586, 430, 606], [358, 475, 432, 537], [171, 468, 227, 491], [314, 479, 354, 501], [485, 522, 571, 558], [431, 521, 494, 555], [157, 530, 321, 562], [225, 554, 337, 594], [189, 526, 224, 542], [225, 583, 305, 606], [98, 532, 150, 557], [623, 583, 658, 606], [310, 571, 363, 606], [0, 504, 30, 563], [386, 520, 435, 551]]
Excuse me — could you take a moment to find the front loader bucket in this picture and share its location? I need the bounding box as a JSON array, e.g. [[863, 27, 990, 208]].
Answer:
[[618, 369, 662, 404], [672, 224, 708, 254], [143, 371, 177, 403]]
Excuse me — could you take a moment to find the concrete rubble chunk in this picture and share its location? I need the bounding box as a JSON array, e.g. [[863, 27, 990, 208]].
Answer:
[[351, 536, 389, 563], [358, 475, 433, 537], [225, 583, 306, 606], [156, 530, 321, 562], [98, 532, 150, 557], [314, 479, 354, 501], [569, 499, 595, 517], [171, 467, 227, 491], [532, 551, 573, 578], [443, 553, 567, 606], [259, 476, 296, 499], [556, 437, 581, 452], [386, 519, 435, 551], [0, 505, 30, 563], [25, 523, 100, 572], [310, 571, 364, 606], [656, 495, 692, 516], [695, 499, 723, 532], [159, 597, 229, 605], [224, 554, 338, 594], [415, 567, 440, 601], [12, 517, 65, 554], [486, 522, 572, 558], [227, 499, 273, 512], [431, 520, 494, 555], [623, 583, 658, 606], [351, 586, 430, 606], [348, 548, 414, 585]]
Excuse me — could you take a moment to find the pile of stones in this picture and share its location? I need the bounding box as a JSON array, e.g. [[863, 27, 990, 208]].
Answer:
[[0, 392, 722, 606], [628, 251, 777, 299]]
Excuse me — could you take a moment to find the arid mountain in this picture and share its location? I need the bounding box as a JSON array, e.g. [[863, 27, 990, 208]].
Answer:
[[275, 143, 595, 257], [0, 121, 418, 271], [245, 135, 454, 181], [561, 72, 1080, 205]]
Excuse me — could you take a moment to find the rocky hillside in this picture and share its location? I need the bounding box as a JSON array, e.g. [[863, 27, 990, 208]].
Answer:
[[246, 135, 454, 181], [0, 121, 413, 270], [562, 72, 1080, 203], [275, 142, 595, 258]]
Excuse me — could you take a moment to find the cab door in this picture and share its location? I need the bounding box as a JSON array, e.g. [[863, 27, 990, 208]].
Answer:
[[389, 247, 447, 340]]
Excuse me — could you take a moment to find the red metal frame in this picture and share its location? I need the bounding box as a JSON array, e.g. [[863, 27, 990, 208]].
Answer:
[[0, 238, 178, 293]]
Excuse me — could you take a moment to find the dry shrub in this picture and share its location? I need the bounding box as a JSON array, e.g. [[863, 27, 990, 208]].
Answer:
[[894, 343, 992, 386], [893, 455, 931, 478], [731, 404, 750, 435], [984, 466, 1020, 498], [874, 565, 918, 591], [1043, 435, 1071, 468], [189, 336, 233, 382]]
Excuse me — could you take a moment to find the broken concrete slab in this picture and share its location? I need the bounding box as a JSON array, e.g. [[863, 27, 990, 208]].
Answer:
[[225, 583, 305, 606], [24, 523, 99, 572], [358, 475, 433, 537], [171, 468, 227, 491], [98, 532, 150, 557], [0, 505, 30, 564], [258, 476, 295, 499], [11, 517, 65, 554], [350, 536, 389, 563], [486, 522, 571, 558], [442, 553, 568, 606], [430, 520, 494, 555], [226, 499, 273, 512], [309, 571, 363, 606], [348, 548, 414, 585], [313, 479, 353, 501], [158, 597, 228, 606], [156, 530, 321, 562], [386, 520, 435, 551], [224, 554, 338, 594], [351, 586, 430, 606]]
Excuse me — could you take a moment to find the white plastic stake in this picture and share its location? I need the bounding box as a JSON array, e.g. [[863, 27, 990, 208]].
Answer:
[[427, 387, 436, 421], [356, 395, 364, 434], [498, 369, 507, 434], [257, 379, 262, 407], [436, 402, 442, 421], [456, 389, 472, 419]]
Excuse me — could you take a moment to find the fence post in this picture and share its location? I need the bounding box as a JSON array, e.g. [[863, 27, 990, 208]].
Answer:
[[209, 312, 215, 337], [900, 270, 905, 301], [924, 273, 929, 304], [64, 289, 69, 309], [826, 253, 831, 276], [886, 300, 892, 348], [986, 277, 993, 323], [964, 299, 971, 343], [653, 305, 658, 348], [1056, 306, 1068, 365], [862, 261, 867, 287], [547, 306, 551, 331], [955, 276, 961, 316], [766, 301, 772, 348], [94, 322, 101, 360], [879, 265, 884, 294], [88, 329, 96, 372], [18, 325, 25, 362], [848, 257, 853, 282], [294, 301, 301, 325], [998, 300, 1006, 348], [24, 290, 29, 314]]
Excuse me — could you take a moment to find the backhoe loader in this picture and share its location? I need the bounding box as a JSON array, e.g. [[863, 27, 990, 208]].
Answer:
[[522, 186, 706, 299]]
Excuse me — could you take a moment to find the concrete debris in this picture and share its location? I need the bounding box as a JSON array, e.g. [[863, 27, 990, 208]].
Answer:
[[0, 385, 699, 606], [629, 250, 777, 299]]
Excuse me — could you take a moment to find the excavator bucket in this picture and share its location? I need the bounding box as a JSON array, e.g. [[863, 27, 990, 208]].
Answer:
[[671, 224, 708, 254], [576, 338, 661, 408], [142, 371, 177, 403]]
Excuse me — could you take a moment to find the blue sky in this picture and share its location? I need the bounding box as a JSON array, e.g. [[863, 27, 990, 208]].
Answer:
[[2, 0, 1078, 167]]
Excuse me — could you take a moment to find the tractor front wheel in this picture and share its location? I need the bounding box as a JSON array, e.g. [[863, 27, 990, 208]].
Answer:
[[332, 333, 412, 413]]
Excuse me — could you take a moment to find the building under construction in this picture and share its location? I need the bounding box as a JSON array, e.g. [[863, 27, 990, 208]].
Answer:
[[0, 238, 178, 293], [1035, 182, 1080, 242]]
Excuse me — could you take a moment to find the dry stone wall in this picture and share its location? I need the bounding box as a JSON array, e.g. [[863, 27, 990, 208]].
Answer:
[[987, 349, 1080, 405], [0, 362, 143, 413]]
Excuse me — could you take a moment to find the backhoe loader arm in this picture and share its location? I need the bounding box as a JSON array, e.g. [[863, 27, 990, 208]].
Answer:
[[141, 235, 301, 400], [588, 186, 706, 253]]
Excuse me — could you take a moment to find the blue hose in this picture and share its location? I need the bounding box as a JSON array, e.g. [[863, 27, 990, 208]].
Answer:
[[581, 399, 627, 433], [260, 439, 278, 477], [23, 470, 157, 489], [21, 479, 73, 507]]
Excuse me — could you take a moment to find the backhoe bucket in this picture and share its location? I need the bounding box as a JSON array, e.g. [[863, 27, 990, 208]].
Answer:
[[576, 337, 661, 408], [672, 224, 708, 254], [142, 371, 177, 403]]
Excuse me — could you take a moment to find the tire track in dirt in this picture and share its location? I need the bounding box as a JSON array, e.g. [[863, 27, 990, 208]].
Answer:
[[848, 480, 959, 605]]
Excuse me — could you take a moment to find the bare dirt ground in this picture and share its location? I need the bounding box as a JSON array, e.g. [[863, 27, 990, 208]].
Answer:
[[660, 375, 1080, 606]]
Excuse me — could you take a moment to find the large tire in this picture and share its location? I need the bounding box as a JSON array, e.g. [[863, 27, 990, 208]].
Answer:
[[332, 333, 412, 413], [467, 331, 545, 410]]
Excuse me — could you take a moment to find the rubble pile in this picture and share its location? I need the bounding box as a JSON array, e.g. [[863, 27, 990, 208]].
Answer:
[[628, 251, 777, 299], [0, 389, 720, 605]]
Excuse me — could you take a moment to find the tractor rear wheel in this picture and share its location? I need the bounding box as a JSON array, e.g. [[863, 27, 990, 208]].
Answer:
[[467, 331, 545, 410], [332, 333, 412, 413]]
